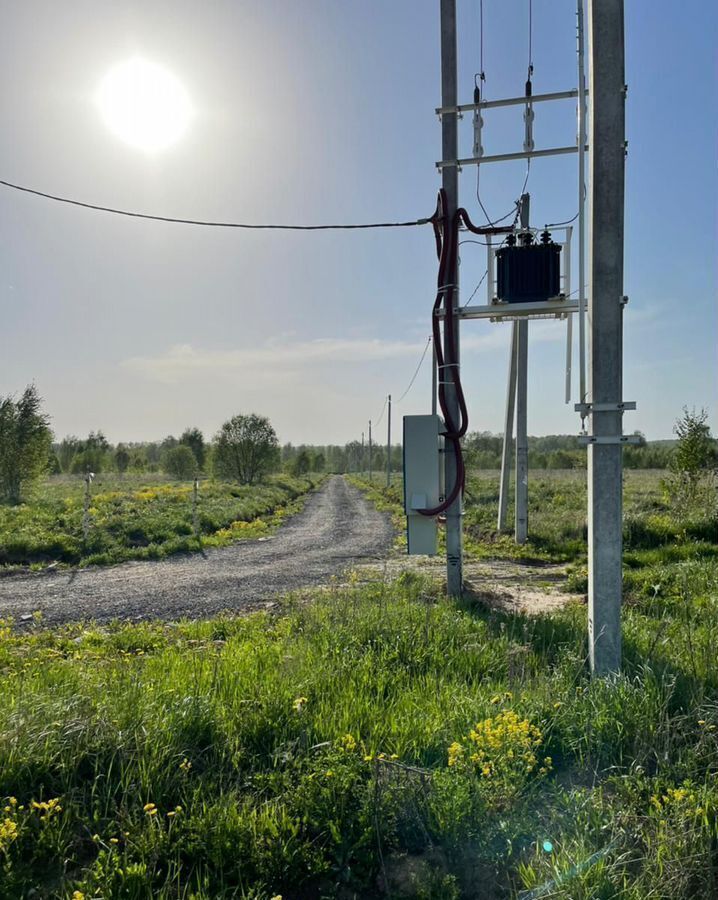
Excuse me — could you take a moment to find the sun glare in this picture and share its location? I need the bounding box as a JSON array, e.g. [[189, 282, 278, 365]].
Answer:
[[96, 58, 192, 153]]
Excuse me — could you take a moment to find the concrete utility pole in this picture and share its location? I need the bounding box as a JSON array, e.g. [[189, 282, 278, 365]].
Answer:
[[587, 0, 626, 674], [515, 320, 529, 543], [514, 193, 531, 544], [440, 0, 463, 595], [386, 395, 392, 487], [368, 420, 373, 484], [498, 323, 518, 531]]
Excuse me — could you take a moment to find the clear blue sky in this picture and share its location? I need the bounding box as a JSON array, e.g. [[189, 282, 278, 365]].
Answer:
[[0, 0, 715, 444]]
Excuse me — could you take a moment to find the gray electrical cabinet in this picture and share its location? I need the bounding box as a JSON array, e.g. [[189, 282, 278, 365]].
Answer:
[[402, 414, 441, 555]]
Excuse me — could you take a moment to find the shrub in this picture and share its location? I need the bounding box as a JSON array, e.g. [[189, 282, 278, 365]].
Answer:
[[163, 445, 197, 480]]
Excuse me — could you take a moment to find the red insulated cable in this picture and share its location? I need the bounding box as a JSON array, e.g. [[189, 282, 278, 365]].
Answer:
[[419, 193, 514, 517]]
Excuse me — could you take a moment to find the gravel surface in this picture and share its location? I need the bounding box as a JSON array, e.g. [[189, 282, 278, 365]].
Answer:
[[0, 476, 394, 626]]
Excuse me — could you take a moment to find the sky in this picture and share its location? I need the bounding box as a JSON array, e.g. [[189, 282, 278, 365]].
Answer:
[[0, 0, 716, 446]]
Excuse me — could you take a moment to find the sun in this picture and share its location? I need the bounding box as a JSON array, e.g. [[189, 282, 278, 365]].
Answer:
[[96, 58, 192, 153]]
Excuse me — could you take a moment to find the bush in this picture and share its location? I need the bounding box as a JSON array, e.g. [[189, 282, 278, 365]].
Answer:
[[163, 445, 197, 480]]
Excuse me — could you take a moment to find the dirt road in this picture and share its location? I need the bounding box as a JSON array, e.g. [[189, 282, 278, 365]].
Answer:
[[0, 476, 394, 626]]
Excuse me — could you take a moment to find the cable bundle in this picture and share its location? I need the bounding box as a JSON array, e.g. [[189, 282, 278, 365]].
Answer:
[[420, 191, 513, 517]]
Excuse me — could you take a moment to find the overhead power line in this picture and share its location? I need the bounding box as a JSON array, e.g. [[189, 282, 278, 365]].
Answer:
[[374, 396, 388, 428], [0, 178, 433, 231], [396, 336, 432, 404]]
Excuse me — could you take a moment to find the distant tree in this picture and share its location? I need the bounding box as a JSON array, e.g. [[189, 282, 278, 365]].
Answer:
[[294, 449, 311, 476], [129, 449, 147, 473], [71, 432, 110, 474], [0, 385, 53, 504], [114, 444, 130, 477], [179, 427, 206, 471], [163, 445, 198, 480], [214, 414, 279, 484], [57, 435, 80, 473], [312, 452, 325, 473], [48, 450, 62, 476], [145, 442, 162, 465]]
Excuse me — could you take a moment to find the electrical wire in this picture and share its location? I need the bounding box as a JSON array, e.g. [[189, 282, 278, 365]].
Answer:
[[396, 336, 432, 404], [462, 269, 488, 308], [0, 177, 434, 231], [528, 0, 534, 79], [476, 0, 486, 86], [472, 0, 531, 231], [374, 396, 388, 428]]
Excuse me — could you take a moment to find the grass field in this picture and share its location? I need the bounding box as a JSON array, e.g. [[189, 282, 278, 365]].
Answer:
[[0, 473, 321, 571], [1, 468, 718, 898]]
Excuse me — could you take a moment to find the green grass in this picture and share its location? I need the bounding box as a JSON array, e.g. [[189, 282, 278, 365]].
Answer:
[[1, 469, 717, 898], [3, 569, 718, 898], [0, 473, 322, 570]]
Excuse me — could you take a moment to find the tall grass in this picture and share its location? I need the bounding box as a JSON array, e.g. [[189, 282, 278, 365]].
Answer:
[[2, 562, 718, 897]]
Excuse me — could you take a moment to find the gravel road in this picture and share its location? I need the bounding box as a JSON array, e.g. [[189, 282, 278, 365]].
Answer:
[[0, 476, 394, 626]]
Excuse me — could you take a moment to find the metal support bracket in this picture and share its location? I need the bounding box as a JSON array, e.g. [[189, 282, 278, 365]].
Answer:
[[578, 435, 642, 446], [574, 401, 636, 413]]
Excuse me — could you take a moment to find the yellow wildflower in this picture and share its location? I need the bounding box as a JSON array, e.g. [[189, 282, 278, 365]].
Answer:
[[0, 818, 18, 850], [340, 734, 357, 752], [447, 741, 464, 767], [293, 697, 308, 712]]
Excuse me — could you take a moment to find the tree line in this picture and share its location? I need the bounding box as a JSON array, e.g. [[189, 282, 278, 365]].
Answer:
[[1, 385, 714, 505]]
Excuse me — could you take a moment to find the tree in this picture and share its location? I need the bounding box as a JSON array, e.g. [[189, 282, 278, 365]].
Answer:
[[671, 408, 715, 481], [294, 449, 311, 476], [214, 414, 279, 484], [57, 435, 80, 473], [0, 385, 53, 504], [71, 431, 110, 474], [163, 445, 197, 480], [179, 427, 206, 471], [312, 452, 325, 473], [114, 444, 130, 476]]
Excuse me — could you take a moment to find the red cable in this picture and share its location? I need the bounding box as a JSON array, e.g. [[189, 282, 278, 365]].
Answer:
[[419, 193, 514, 517]]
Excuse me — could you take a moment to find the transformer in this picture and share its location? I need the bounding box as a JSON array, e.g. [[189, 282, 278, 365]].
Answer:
[[495, 231, 561, 304]]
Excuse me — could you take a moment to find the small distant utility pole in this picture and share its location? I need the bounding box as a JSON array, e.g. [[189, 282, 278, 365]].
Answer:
[[368, 420, 373, 484], [440, 0, 463, 596], [587, 0, 626, 675], [386, 394, 392, 487]]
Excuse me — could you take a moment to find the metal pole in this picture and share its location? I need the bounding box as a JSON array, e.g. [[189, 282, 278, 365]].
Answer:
[[587, 0, 625, 675], [578, 0, 588, 409], [515, 320, 529, 543], [368, 420, 373, 484], [386, 395, 392, 487], [498, 323, 518, 531], [440, 0, 463, 596], [431, 341, 437, 416]]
